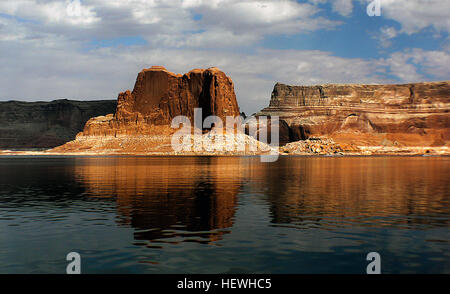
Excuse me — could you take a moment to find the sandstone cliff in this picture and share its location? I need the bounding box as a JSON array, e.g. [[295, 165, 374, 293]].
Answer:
[[76, 66, 240, 137], [257, 81, 450, 148], [0, 99, 116, 149], [115, 66, 240, 125], [52, 66, 257, 154]]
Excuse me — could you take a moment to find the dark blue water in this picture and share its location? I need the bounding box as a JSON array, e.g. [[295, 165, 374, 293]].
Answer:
[[0, 156, 448, 273]]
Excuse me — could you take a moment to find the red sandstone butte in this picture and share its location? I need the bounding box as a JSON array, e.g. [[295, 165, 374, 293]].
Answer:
[[115, 66, 240, 124], [52, 66, 242, 153]]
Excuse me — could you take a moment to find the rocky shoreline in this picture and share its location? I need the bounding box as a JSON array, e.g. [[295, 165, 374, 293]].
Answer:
[[1, 137, 448, 156]]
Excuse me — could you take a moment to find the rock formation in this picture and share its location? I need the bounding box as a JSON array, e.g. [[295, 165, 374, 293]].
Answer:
[[115, 66, 240, 124], [0, 99, 116, 149], [4, 66, 448, 156], [76, 66, 240, 136], [280, 137, 360, 155], [257, 81, 450, 148], [52, 66, 252, 154]]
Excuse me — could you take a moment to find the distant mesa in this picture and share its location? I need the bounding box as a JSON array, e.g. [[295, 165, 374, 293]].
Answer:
[[0, 99, 116, 149], [257, 81, 450, 149]]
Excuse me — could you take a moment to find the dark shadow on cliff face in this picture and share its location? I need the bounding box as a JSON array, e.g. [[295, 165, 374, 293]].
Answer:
[[0, 99, 117, 149], [244, 117, 306, 146]]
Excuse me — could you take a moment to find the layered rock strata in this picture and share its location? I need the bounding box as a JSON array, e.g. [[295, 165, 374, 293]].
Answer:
[[257, 81, 450, 148]]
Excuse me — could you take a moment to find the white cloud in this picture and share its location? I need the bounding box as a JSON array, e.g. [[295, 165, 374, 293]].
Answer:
[[375, 26, 398, 48], [383, 52, 424, 82], [0, 17, 28, 41], [5, 25, 441, 114], [317, 0, 450, 33], [381, 0, 450, 34], [404, 49, 450, 79], [0, 0, 341, 48], [382, 49, 450, 82], [332, 0, 354, 17], [0, 0, 448, 115], [183, 29, 260, 48], [0, 0, 99, 26], [318, 0, 450, 47], [181, 0, 341, 37]]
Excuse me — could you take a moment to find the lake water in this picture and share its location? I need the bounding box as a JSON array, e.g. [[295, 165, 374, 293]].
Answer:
[[0, 156, 448, 274]]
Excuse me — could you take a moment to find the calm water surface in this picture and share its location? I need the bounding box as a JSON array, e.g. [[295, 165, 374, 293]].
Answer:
[[0, 156, 448, 273]]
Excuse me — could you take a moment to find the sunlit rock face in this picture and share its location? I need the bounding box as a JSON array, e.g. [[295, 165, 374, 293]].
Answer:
[[52, 66, 247, 154], [69, 66, 240, 138], [115, 66, 240, 125], [257, 81, 450, 147]]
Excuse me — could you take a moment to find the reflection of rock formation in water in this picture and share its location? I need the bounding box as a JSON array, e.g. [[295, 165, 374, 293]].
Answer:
[[74, 157, 245, 244], [256, 157, 449, 228]]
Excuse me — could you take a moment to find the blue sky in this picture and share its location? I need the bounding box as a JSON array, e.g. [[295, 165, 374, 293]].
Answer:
[[262, 3, 445, 59], [0, 0, 449, 114]]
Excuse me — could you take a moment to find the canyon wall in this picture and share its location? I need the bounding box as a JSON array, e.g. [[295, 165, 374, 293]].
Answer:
[[0, 99, 116, 149], [257, 81, 450, 147]]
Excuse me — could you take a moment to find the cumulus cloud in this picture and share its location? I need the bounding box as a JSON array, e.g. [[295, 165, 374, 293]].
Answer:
[[319, 1, 450, 33], [0, 17, 28, 41], [374, 26, 398, 48], [393, 49, 450, 80], [380, 0, 450, 34], [380, 49, 450, 83], [321, 0, 450, 48], [187, 0, 331, 32], [332, 0, 354, 17], [3, 24, 446, 114], [0, 0, 341, 48], [0, 0, 449, 115], [0, 0, 99, 26], [383, 52, 424, 82]]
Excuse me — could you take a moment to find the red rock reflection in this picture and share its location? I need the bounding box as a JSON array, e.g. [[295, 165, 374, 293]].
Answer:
[[74, 157, 247, 244], [254, 157, 450, 227]]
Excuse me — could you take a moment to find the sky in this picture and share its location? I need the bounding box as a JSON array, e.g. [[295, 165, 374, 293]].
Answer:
[[0, 0, 449, 114]]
